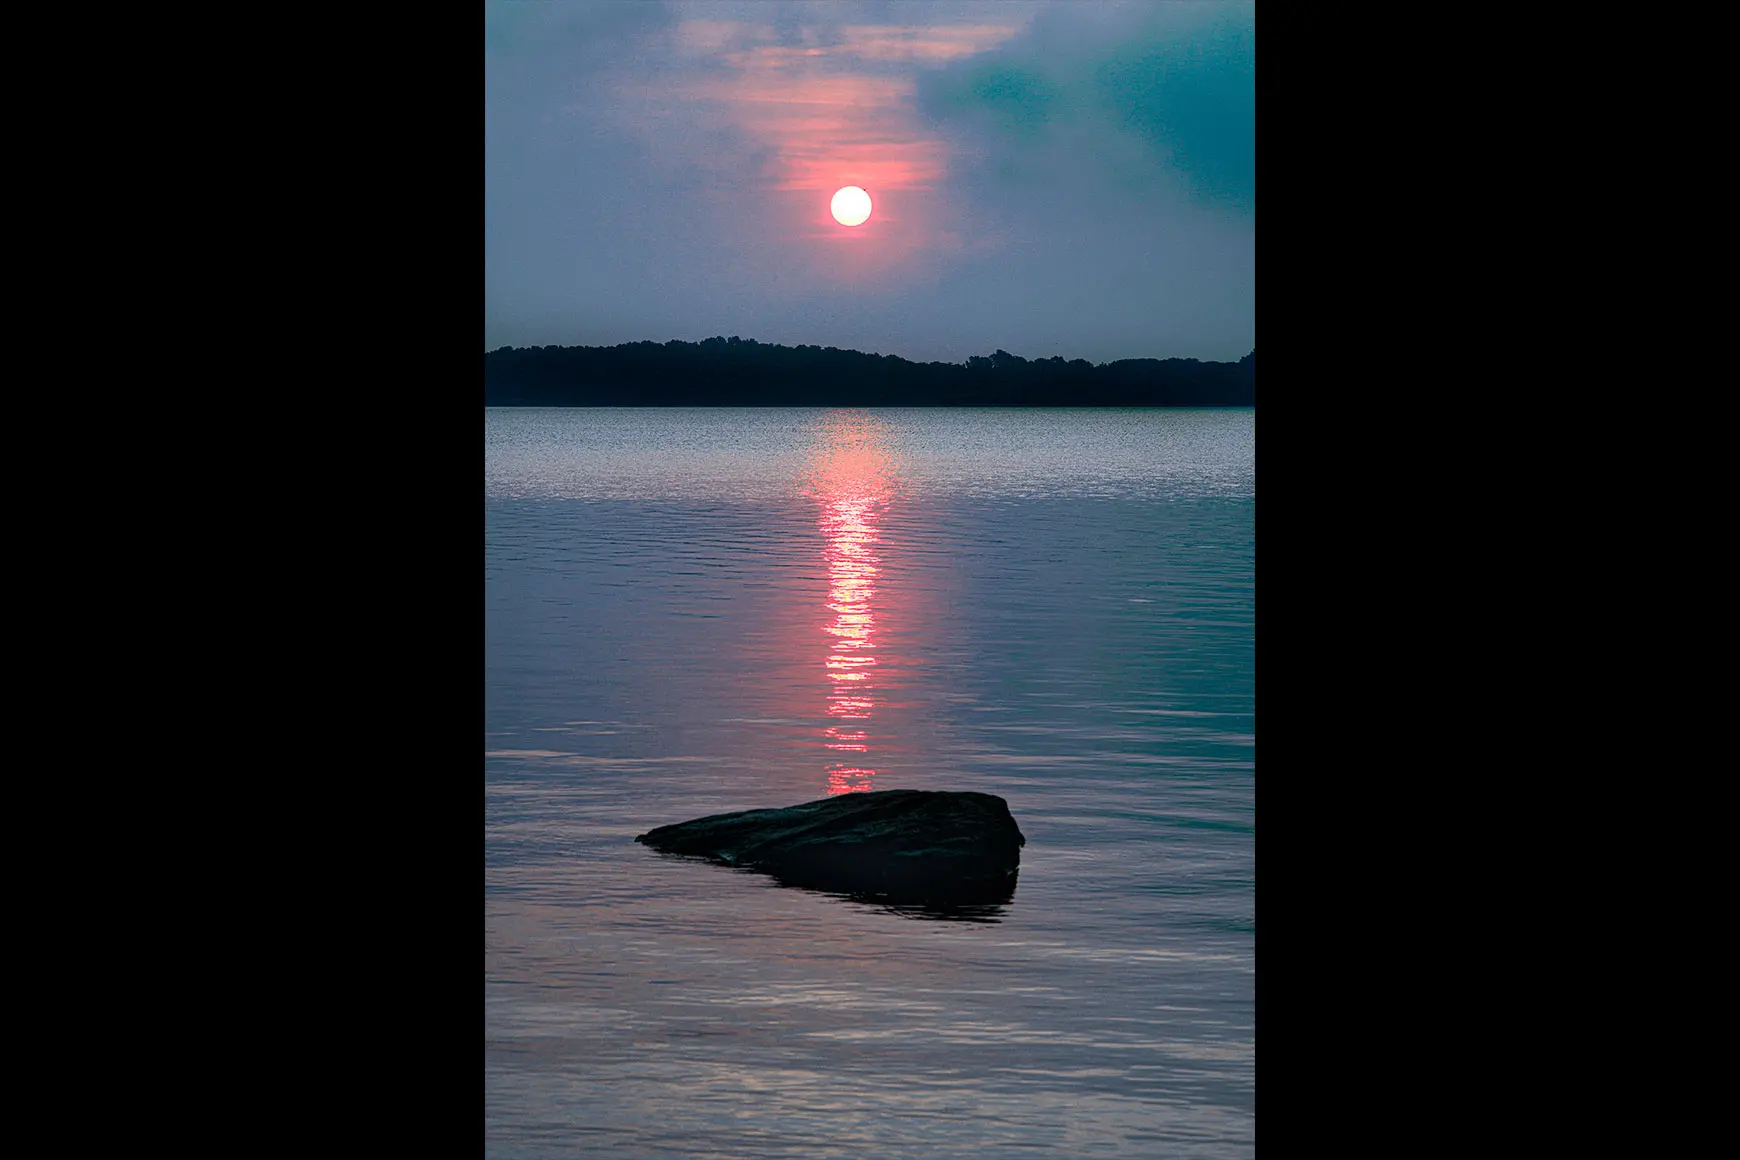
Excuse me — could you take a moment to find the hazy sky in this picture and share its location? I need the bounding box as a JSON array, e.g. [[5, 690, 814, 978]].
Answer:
[[485, 1, 1254, 363]]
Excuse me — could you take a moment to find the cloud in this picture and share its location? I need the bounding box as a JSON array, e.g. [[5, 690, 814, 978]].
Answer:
[[485, 0, 675, 64], [916, 1, 1254, 212], [655, 20, 1021, 193]]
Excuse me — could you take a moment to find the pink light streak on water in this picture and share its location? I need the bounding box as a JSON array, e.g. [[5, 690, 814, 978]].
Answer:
[[814, 416, 895, 794]]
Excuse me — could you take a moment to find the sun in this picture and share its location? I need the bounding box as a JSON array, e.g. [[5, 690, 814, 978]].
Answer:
[[830, 186, 872, 227]]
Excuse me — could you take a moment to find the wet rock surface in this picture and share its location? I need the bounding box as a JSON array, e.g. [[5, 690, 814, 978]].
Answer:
[[636, 789, 1025, 907]]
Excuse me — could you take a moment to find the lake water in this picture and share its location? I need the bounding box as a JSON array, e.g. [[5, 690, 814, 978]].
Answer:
[[486, 407, 1255, 1158]]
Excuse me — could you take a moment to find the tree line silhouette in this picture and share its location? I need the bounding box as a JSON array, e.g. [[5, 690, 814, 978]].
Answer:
[[485, 337, 1254, 406]]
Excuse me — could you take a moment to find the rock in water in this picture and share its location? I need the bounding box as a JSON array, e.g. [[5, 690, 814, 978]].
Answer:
[[635, 789, 1025, 906]]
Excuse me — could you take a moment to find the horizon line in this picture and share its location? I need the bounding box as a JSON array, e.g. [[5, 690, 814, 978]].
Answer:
[[486, 336, 1256, 369]]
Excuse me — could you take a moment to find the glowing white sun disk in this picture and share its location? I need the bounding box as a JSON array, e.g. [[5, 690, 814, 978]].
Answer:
[[831, 186, 872, 227]]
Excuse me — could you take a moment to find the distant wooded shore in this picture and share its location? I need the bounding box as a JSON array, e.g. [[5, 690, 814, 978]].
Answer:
[[485, 338, 1254, 407]]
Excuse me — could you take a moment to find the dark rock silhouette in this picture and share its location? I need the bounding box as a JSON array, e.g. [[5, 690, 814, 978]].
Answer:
[[636, 789, 1025, 908], [485, 337, 1254, 407]]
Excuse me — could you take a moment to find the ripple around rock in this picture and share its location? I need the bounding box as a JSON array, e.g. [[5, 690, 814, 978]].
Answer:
[[635, 789, 1025, 910]]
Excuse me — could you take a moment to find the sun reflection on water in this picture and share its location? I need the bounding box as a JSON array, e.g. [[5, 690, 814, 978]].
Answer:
[[812, 415, 897, 795]]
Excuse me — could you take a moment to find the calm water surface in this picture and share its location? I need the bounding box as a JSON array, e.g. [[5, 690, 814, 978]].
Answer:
[[486, 408, 1254, 1158]]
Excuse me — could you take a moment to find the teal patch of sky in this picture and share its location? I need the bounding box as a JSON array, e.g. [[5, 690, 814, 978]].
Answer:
[[1094, 18, 1254, 210]]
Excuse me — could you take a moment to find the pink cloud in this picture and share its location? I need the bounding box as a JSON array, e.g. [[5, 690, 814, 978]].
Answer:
[[666, 21, 1019, 193]]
